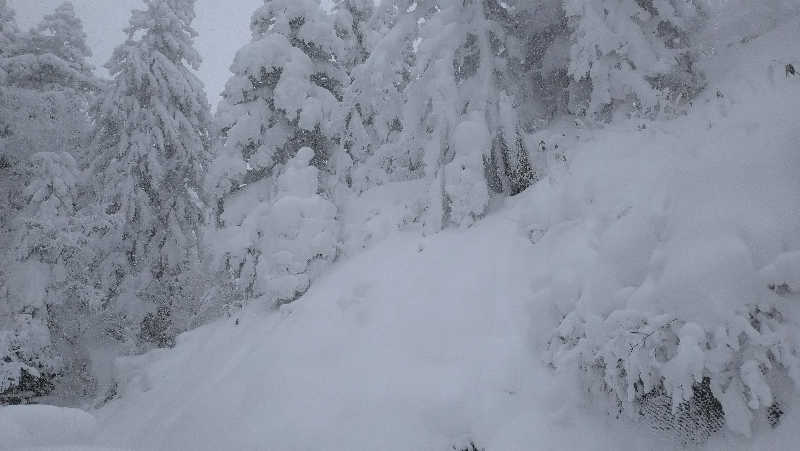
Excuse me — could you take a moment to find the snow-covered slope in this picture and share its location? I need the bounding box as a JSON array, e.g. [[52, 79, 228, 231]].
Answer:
[[0, 405, 98, 449], [3, 15, 799, 451]]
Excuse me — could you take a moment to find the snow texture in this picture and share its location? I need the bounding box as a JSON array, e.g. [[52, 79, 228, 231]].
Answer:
[[2, 1, 800, 450], [48, 19, 799, 450]]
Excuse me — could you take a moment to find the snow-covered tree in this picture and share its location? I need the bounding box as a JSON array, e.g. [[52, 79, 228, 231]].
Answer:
[[0, 2, 102, 403], [548, 299, 799, 441], [335, 0, 414, 195], [228, 148, 338, 305], [332, 0, 377, 69], [0, 0, 23, 213], [88, 0, 212, 349], [563, 0, 704, 118], [29, 2, 94, 75], [0, 149, 85, 403], [0, 1, 98, 170], [207, 0, 348, 304], [0, 0, 19, 59], [209, 0, 350, 200], [341, 1, 565, 230], [3, 3, 98, 95]]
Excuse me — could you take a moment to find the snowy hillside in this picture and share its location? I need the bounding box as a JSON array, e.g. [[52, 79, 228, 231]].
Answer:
[[2, 1, 800, 450], [2, 14, 797, 451]]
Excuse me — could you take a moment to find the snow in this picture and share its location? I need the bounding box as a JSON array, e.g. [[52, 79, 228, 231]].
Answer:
[[4, 7, 800, 451], [0, 405, 98, 449], [85, 19, 800, 450], [97, 213, 624, 451], [537, 16, 800, 439], [90, 210, 798, 450]]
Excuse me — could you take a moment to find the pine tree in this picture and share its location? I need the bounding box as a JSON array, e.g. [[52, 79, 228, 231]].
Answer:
[[89, 0, 212, 349], [207, 0, 348, 304]]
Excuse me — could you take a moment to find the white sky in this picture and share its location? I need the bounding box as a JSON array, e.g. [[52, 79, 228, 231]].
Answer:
[[11, 0, 263, 106]]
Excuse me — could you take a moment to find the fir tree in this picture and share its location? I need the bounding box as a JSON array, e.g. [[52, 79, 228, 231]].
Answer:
[[89, 0, 212, 349], [343, 1, 562, 229], [207, 0, 347, 304], [1, 1, 101, 403], [0, 0, 19, 60], [564, 0, 704, 118], [209, 0, 350, 201], [30, 2, 94, 76]]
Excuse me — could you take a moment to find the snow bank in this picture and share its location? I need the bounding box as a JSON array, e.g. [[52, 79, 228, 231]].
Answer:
[[94, 215, 547, 450], [0, 405, 97, 449]]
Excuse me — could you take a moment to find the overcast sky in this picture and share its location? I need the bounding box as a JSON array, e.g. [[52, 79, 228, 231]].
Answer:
[[11, 0, 263, 106]]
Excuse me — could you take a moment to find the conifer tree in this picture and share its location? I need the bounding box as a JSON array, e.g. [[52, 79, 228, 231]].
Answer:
[[3, 3, 98, 93], [0, 0, 19, 60], [89, 0, 212, 348], [564, 0, 704, 118], [0, 0, 21, 160], [209, 0, 350, 201], [0, 1, 100, 403], [30, 2, 94, 75], [342, 1, 563, 229], [207, 0, 348, 304]]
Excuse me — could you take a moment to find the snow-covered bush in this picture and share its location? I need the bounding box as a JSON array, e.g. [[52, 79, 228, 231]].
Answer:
[[548, 300, 799, 441], [444, 114, 491, 227], [537, 45, 800, 438], [0, 313, 60, 404], [259, 148, 339, 304], [212, 148, 338, 306]]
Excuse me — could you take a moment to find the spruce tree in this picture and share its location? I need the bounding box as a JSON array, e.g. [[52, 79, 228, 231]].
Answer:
[[30, 2, 94, 75], [207, 0, 348, 304], [0, 0, 19, 60], [342, 1, 562, 229], [564, 0, 704, 118], [0, 1, 99, 403], [210, 0, 350, 201], [89, 0, 212, 349]]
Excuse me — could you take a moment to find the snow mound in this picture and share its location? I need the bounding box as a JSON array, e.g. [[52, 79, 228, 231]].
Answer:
[[95, 215, 547, 450]]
